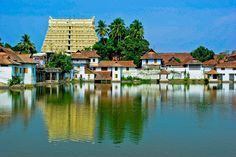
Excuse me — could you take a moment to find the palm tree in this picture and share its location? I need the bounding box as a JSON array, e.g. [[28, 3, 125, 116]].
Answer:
[[15, 34, 36, 54], [109, 18, 126, 42], [96, 20, 109, 40], [128, 20, 144, 39]]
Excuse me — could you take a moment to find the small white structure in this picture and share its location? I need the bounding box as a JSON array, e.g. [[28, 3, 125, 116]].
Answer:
[[216, 61, 236, 82], [71, 50, 100, 81], [141, 49, 162, 69], [91, 61, 136, 82], [0, 47, 37, 85]]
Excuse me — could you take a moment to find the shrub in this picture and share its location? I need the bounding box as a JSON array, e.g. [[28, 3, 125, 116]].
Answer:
[[8, 76, 22, 86]]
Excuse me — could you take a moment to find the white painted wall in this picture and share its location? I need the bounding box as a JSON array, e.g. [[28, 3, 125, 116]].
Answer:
[[141, 59, 162, 68], [216, 68, 236, 81], [0, 66, 13, 84], [22, 64, 37, 84], [112, 67, 121, 81]]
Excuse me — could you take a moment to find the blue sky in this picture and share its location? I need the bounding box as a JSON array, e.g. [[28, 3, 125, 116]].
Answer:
[[0, 0, 235, 52]]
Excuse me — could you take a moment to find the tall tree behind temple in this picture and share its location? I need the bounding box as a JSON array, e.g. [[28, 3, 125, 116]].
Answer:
[[96, 20, 109, 43], [93, 18, 149, 65], [13, 34, 37, 54]]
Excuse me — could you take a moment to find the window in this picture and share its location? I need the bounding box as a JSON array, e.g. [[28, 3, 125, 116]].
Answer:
[[115, 74, 118, 78], [102, 67, 107, 71], [93, 59, 95, 62], [69, 31, 71, 34], [146, 59, 148, 64], [126, 67, 129, 71], [15, 67, 18, 73], [68, 46, 70, 50], [115, 67, 118, 71], [24, 68, 28, 73], [233, 68, 236, 70], [154, 59, 157, 63], [68, 35, 71, 39], [221, 68, 225, 70], [68, 40, 70, 44]]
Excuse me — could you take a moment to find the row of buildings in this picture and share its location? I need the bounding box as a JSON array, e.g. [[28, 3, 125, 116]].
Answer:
[[1, 45, 236, 85]]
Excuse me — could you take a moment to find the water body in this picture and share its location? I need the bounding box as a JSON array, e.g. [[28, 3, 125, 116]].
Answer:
[[0, 83, 236, 157]]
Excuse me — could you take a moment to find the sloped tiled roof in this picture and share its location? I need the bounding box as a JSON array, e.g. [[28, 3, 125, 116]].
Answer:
[[17, 54, 35, 64], [206, 70, 218, 75], [92, 61, 136, 68], [203, 59, 218, 66], [81, 50, 101, 58], [216, 61, 236, 68], [0, 46, 35, 64], [157, 52, 193, 64], [141, 49, 162, 60], [0, 53, 20, 65], [71, 52, 89, 59], [184, 58, 202, 65]]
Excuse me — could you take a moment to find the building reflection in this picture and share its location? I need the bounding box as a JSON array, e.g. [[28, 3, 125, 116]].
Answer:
[[0, 89, 36, 129], [1, 83, 236, 144]]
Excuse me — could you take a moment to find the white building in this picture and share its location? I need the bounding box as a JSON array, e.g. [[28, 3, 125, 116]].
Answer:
[[140, 49, 162, 69], [0, 46, 37, 85], [91, 60, 136, 82], [216, 61, 236, 82], [71, 50, 100, 81]]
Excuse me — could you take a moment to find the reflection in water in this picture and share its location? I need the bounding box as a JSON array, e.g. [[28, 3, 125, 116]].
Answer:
[[0, 89, 36, 129], [0, 83, 236, 144]]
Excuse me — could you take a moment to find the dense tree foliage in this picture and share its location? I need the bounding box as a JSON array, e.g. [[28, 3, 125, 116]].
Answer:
[[191, 46, 215, 62], [14, 34, 37, 54], [47, 53, 73, 73], [93, 18, 149, 65], [0, 35, 37, 54]]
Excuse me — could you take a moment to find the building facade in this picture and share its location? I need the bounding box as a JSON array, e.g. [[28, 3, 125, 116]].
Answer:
[[41, 17, 98, 53]]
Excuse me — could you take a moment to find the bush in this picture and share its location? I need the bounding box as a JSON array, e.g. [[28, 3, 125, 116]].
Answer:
[[8, 76, 22, 86]]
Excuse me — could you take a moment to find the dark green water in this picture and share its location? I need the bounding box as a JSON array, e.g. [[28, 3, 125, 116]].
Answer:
[[0, 83, 236, 157]]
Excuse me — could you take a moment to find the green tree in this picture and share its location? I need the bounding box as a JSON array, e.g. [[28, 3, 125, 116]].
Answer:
[[191, 46, 214, 62], [14, 34, 37, 54], [96, 20, 109, 42], [109, 18, 126, 43], [127, 20, 144, 39], [47, 53, 73, 73]]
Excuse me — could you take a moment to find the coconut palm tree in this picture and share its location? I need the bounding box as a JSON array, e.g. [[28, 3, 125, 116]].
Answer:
[[96, 20, 109, 40], [128, 20, 144, 39], [109, 18, 126, 42], [14, 34, 36, 54]]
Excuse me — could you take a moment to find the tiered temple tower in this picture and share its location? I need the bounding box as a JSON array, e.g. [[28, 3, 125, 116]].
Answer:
[[41, 16, 98, 53]]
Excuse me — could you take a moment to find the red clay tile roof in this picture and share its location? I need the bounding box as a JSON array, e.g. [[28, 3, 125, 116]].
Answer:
[[92, 61, 136, 68], [81, 50, 101, 58], [17, 54, 35, 64], [165, 57, 183, 66], [206, 70, 218, 75], [72, 50, 100, 59], [0, 46, 35, 64], [184, 58, 202, 65], [141, 49, 162, 60], [157, 52, 193, 65], [0, 53, 20, 65], [203, 59, 218, 66], [94, 71, 112, 81], [216, 61, 236, 68], [71, 52, 89, 59]]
